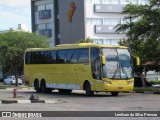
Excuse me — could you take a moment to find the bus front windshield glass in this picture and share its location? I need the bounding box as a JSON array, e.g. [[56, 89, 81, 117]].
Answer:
[[102, 48, 133, 79]]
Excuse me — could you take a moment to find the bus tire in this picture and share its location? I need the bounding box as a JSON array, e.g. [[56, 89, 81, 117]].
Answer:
[[85, 82, 94, 96], [34, 80, 40, 92], [40, 79, 47, 93], [111, 92, 119, 96]]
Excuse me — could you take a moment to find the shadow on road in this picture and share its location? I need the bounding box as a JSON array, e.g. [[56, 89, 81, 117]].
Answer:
[[21, 90, 129, 98]]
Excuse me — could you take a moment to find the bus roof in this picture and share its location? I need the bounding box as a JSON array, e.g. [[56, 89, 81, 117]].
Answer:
[[25, 43, 128, 52]]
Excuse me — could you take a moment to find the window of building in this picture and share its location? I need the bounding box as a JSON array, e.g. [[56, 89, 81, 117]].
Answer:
[[87, 18, 103, 25], [35, 6, 38, 12], [46, 4, 52, 10], [86, 0, 102, 4], [38, 24, 46, 30], [46, 23, 54, 29], [104, 18, 121, 25], [111, 39, 120, 45], [35, 24, 39, 31], [38, 5, 45, 11], [103, 0, 120, 4], [37, 4, 52, 11], [121, 0, 138, 5], [94, 39, 103, 44], [37, 23, 53, 37], [104, 39, 120, 45], [38, 23, 54, 30], [103, 39, 110, 44]]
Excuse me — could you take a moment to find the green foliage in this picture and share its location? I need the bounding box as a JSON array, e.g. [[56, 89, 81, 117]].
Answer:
[[77, 37, 93, 43], [149, 80, 160, 85], [116, 0, 160, 66], [0, 30, 49, 85]]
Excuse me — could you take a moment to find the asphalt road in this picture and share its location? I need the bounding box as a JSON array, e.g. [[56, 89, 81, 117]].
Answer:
[[0, 88, 160, 120]]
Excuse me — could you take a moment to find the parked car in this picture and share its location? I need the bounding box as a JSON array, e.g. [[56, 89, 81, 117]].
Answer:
[[3, 75, 22, 85]]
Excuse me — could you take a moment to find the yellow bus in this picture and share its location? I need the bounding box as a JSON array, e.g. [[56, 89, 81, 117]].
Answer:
[[24, 43, 139, 96]]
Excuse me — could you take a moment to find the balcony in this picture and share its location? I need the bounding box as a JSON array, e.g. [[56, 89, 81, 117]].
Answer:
[[95, 25, 117, 34], [94, 4, 124, 13], [95, 25, 126, 34]]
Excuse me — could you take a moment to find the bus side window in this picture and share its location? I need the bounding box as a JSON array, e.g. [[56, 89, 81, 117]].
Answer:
[[91, 48, 101, 79], [78, 48, 89, 63], [57, 50, 66, 63], [46, 50, 57, 64], [66, 49, 76, 63], [70, 49, 78, 63]]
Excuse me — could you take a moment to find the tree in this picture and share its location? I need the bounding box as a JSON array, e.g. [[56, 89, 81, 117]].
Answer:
[[77, 37, 93, 43], [0, 30, 49, 86], [116, 0, 160, 65]]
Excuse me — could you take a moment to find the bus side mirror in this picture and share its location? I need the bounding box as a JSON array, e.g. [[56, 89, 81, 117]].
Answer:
[[101, 55, 106, 65], [132, 55, 140, 66], [136, 57, 140, 66]]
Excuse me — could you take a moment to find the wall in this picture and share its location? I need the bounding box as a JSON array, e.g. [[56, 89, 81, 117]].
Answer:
[[58, 0, 85, 44]]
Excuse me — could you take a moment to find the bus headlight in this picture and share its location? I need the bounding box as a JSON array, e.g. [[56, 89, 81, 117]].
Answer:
[[128, 81, 134, 85]]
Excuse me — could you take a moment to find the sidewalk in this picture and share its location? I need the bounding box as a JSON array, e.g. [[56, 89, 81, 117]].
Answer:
[[0, 88, 60, 104]]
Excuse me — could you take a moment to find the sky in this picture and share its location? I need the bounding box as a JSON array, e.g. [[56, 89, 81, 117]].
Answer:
[[0, 0, 31, 31]]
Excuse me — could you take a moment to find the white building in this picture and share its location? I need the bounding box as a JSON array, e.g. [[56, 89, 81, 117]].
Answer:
[[31, 0, 149, 46]]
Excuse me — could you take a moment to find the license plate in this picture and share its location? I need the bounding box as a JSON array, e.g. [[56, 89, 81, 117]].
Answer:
[[117, 87, 123, 90]]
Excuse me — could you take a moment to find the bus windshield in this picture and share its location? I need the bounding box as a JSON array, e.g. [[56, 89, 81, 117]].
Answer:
[[102, 48, 133, 79]]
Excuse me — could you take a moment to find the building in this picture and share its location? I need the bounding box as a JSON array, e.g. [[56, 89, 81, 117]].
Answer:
[[31, 0, 148, 47], [18, 24, 31, 32]]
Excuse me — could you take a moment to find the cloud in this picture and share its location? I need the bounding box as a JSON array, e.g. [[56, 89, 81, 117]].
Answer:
[[0, 10, 31, 30], [0, 0, 31, 30], [0, 0, 30, 8]]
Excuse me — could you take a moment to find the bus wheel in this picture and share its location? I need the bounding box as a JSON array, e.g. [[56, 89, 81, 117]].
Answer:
[[85, 82, 94, 96], [40, 80, 47, 93], [34, 80, 40, 92], [111, 92, 119, 96]]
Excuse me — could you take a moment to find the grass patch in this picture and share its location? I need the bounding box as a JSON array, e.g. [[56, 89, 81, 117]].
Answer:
[[134, 87, 160, 93], [149, 80, 160, 85]]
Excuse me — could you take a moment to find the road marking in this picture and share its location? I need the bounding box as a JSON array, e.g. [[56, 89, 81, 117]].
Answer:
[[17, 100, 31, 104]]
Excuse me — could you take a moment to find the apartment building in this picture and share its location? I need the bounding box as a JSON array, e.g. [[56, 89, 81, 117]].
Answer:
[[31, 0, 148, 46]]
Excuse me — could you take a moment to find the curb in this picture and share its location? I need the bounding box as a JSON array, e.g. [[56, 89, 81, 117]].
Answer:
[[134, 91, 160, 94], [0, 100, 56, 104]]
